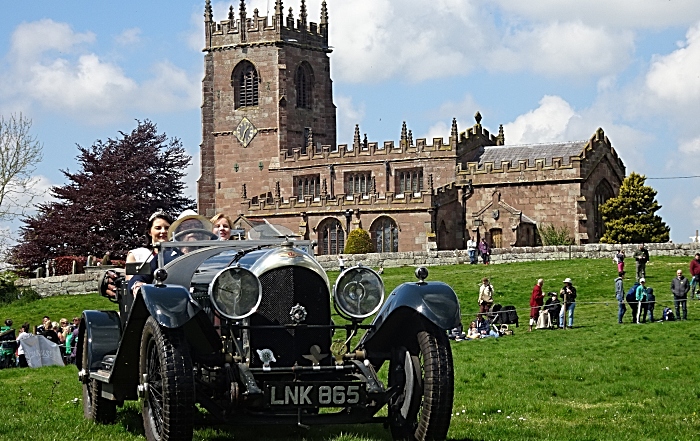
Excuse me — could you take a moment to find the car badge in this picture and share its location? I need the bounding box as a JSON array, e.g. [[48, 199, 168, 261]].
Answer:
[[330, 340, 347, 365], [286, 250, 298, 258], [256, 349, 276, 371], [289, 304, 307, 323], [302, 345, 328, 366]]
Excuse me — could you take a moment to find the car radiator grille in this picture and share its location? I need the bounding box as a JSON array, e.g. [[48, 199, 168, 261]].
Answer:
[[250, 266, 331, 368]]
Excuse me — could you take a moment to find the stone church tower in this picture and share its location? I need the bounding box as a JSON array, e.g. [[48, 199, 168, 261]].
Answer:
[[199, 0, 336, 216]]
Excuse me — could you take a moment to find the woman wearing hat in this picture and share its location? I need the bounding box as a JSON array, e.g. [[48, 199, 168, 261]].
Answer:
[[559, 278, 577, 328]]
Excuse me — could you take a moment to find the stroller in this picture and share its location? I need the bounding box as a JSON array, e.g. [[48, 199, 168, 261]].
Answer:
[[0, 328, 17, 369], [543, 292, 561, 328], [490, 304, 519, 328]]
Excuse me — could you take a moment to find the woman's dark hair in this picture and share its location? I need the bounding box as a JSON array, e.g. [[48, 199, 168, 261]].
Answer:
[[146, 211, 173, 234], [21, 322, 31, 332], [4, 319, 12, 327]]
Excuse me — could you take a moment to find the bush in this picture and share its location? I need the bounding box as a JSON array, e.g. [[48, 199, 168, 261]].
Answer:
[[344, 228, 374, 254], [538, 223, 574, 246], [0, 272, 40, 305], [53, 256, 87, 276]]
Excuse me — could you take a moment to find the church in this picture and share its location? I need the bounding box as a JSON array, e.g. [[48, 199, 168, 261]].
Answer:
[[197, 0, 627, 254]]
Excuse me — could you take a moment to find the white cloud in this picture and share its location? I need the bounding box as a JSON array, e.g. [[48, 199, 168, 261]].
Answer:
[[679, 136, 700, 154], [335, 95, 366, 145], [491, 0, 700, 29], [646, 22, 700, 104], [503, 95, 576, 144], [422, 94, 481, 141], [2, 19, 200, 125], [115, 28, 141, 46]]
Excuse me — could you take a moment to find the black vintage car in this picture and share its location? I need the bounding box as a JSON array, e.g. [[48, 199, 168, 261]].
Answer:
[[78, 216, 460, 441]]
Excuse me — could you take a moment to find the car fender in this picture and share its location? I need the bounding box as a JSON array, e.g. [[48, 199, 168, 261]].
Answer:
[[77, 310, 121, 373], [358, 281, 460, 355], [140, 284, 201, 328]]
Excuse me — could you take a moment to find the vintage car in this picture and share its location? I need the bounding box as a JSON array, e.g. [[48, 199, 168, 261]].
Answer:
[[78, 215, 460, 441]]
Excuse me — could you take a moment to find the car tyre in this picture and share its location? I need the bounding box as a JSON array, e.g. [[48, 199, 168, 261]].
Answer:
[[389, 324, 454, 441], [82, 336, 117, 424], [140, 316, 194, 441]]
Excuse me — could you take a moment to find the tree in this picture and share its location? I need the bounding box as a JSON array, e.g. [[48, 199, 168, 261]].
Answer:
[[10, 120, 195, 273], [599, 172, 669, 244], [538, 223, 574, 246], [344, 228, 374, 254], [0, 114, 44, 259]]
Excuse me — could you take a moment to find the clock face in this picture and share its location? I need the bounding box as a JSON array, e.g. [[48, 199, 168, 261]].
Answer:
[[235, 117, 258, 148]]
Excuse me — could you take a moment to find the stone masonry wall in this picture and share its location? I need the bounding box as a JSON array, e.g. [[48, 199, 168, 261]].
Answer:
[[17, 243, 698, 298]]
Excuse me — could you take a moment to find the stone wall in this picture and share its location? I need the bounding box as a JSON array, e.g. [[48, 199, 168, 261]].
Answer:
[[17, 243, 699, 296], [314, 242, 700, 271], [16, 272, 102, 297]]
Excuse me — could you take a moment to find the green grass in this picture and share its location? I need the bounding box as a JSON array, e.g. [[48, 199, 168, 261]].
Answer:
[[1, 256, 699, 440]]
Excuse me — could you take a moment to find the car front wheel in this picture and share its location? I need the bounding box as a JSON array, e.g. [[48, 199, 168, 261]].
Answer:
[[140, 316, 194, 441], [389, 324, 454, 441]]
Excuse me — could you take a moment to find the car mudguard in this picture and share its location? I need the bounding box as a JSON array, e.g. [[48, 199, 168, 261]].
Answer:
[[358, 281, 460, 355], [77, 310, 121, 373], [140, 284, 200, 328], [103, 284, 222, 400]]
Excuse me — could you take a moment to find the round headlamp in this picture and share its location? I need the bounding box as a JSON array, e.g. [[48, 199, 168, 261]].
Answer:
[[208, 267, 262, 320], [333, 266, 384, 320]]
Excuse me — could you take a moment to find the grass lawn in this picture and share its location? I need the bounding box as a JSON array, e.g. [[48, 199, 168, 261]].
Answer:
[[0, 256, 699, 440]]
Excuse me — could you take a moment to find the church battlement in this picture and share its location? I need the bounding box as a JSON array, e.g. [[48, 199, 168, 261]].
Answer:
[[279, 121, 458, 164], [204, 0, 329, 51]]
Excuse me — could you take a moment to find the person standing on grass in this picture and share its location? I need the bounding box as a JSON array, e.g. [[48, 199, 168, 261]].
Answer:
[[615, 249, 625, 273], [529, 278, 545, 332], [634, 243, 649, 281], [467, 235, 477, 264], [478, 277, 495, 314], [671, 269, 690, 321], [689, 253, 700, 300], [615, 271, 626, 324], [338, 255, 345, 273], [16, 322, 32, 368], [646, 287, 656, 322], [478, 238, 490, 264], [635, 278, 648, 324], [559, 278, 577, 328]]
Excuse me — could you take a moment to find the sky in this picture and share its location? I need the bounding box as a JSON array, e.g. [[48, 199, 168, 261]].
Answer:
[[2, 0, 700, 243]]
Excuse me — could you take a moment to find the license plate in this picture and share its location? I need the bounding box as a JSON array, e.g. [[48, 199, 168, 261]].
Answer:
[[267, 382, 366, 407]]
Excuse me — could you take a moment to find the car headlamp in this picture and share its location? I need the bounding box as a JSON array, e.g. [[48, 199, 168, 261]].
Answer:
[[208, 267, 262, 320], [333, 266, 384, 320]]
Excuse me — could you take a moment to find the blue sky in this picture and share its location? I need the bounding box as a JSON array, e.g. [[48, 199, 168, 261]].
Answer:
[[2, 0, 700, 243]]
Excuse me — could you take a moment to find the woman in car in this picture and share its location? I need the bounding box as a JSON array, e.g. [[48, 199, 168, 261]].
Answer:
[[127, 211, 174, 294], [210, 213, 233, 240]]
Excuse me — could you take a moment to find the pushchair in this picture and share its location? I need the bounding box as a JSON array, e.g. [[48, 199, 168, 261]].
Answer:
[[0, 328, 17, 369], [543, 293, 561, 328], [489, 304, 519, 328]]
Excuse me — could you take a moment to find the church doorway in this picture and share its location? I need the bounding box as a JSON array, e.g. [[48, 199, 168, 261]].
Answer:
[[490, 228, 503, 248]]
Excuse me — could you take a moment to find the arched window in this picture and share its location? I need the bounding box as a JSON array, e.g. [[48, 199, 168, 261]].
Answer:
[[295, 63, 313, 109], [232, 60, 259, 109], [594, 180, 614, 239], [371, 217, 398, 253], [317, 218, 344, 255]]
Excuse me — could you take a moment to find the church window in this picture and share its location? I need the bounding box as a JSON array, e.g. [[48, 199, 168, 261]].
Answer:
[[371, 216, 398, 253], [345, 172, 372, 195], [397, 169, 423, 194], [294, 174, 321, 199], [317, 218, 344, 255], [232, 60, 259, 109], [594, 179, 614, 239], [295, 63, 313, 109]]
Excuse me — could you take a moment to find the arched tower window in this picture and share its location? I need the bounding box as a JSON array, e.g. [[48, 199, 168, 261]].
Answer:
[[317, 218, 344, 255], [232, 60, 259, 109], [371, 217, 398, 253], [295, 63, 313, 109], [594, 179, 614, 240]]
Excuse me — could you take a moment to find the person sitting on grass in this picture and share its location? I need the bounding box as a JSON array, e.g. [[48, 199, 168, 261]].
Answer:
[[475, 314, 499, 338], [466, 321, 480, 340]]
